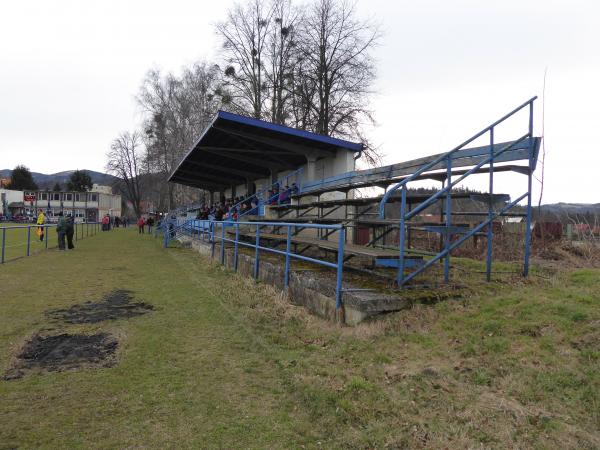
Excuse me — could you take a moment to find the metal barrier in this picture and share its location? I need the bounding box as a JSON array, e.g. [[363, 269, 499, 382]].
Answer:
[[0, 222, 101, 264], [379, 97, 539, 286], [164, 218, 346, 309]]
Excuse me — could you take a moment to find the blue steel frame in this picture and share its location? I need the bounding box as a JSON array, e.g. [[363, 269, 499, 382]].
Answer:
[[165, 219, 346, 309], [379, 97, 539, 287], [0, 222, 101, 264]]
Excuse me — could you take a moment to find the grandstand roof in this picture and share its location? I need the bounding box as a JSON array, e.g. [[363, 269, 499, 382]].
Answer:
[[169, 111, 363, 190]]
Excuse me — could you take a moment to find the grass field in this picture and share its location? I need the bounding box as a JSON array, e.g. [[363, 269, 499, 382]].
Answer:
[[0, 228, 599, 448], [0, 222, 99, 262]]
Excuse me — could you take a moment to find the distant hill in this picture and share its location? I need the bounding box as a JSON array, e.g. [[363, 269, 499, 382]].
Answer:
[[0, 169, 120, 190], [534, 202, 600, 221], [537, 203, 600, 214]]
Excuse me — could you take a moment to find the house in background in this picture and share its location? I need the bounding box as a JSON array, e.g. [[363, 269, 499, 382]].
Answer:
[[16, 186, 122, 222], [0, 188, 24, 217]]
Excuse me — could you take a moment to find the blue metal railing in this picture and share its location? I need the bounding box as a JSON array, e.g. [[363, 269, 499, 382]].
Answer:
[[379, 97, 539, 286], [164, 218, 346, 309], [0, 221, 101, 264]]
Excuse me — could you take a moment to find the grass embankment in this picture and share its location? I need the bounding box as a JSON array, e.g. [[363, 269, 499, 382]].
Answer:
[[0, 229, 599, 448]]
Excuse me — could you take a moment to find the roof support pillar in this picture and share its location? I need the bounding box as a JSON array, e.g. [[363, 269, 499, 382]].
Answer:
[[306, 155, 318, 182]]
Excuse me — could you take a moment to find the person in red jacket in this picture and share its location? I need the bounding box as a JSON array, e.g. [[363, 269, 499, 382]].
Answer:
[[102, 214, 110, 231], [137, 216, 145, 234]]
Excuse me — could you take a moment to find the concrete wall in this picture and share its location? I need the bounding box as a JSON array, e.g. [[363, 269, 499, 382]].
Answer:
[[223, 148, 356, 201], [184, 236, 409, 325], [99, 193, 122, 218]]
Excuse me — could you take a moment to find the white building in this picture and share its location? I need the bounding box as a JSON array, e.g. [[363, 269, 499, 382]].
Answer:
[[91, 184, 113, 195], [21, 190, 122, 222], [0, 188, 24, 216]]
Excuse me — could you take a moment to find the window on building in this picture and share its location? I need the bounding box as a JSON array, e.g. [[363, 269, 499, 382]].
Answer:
[[65, 193, 72, 201], [53, 193, 60, 201], [40, 192, 48, 201], [75, 194, 81, 202], [90, 194, 97, 202]]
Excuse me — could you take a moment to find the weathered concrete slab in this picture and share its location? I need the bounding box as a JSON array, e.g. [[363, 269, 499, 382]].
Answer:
[[183, 237, 411, 325]]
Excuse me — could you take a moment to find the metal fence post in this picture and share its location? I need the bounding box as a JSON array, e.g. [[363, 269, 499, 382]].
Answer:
[[335, 227, 346, 309], [486, 127, 495, 281], [523, 100, 534, 277], [211, 222, 215, 258], [1, 228, 5, 263], [284, 225, 292, 289], [254, 224, 260, 280], [397, 186, 407, 286], [45, 225, 48, 249], [444, 155, 452, 283], [234, 222, 240, 272], [220, 222, 225, 264], [27, 226, 31, 257]]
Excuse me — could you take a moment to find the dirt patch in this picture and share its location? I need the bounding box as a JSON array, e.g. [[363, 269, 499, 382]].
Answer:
[[46, 289, 153, 324], [4, 333, 118, 380]]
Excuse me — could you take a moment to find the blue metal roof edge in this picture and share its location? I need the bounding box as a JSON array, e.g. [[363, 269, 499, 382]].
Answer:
[[168, 112, 221, 183], [216, 110, 363, 152]]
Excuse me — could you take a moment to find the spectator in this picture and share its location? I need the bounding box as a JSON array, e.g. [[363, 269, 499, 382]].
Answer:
[[146, 216, 154, 233], [102, 214, 110, 231], [36, 209, 45, 242], [278, 185, 291, 205], [56, 212, 66, 250], [65, 214, 75, 250], [137, 216, 145, 234]]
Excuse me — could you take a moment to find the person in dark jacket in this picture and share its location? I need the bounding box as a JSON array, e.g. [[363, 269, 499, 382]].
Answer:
[[146, 216, 154, 233], [65, 214, 75, 250], [56, 212, 67, 250]]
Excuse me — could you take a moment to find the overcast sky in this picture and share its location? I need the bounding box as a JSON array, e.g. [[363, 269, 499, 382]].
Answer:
[[0, 0, 598, 204]]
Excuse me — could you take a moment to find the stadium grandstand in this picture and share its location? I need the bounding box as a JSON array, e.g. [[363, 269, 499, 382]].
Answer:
[[163, 98, 541, 323]]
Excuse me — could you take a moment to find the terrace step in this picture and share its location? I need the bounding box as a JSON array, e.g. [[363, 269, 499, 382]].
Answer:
[[226, 229, 424, 261]]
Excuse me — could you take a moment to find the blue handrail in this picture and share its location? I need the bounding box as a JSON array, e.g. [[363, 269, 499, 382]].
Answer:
[[382, 97, 538, 287], [164, 218, 346, 309], [379, 97, 537, 218]]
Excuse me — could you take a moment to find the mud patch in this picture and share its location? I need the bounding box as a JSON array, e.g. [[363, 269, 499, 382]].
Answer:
[[4, 333, 117, 380], [46, 289, 153, 323]]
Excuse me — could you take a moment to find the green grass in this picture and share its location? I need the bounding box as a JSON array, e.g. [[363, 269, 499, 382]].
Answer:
[[1, 229, 599, 448]]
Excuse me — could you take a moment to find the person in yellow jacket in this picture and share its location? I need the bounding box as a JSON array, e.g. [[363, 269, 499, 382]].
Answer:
[[36, 209, 45, 242]]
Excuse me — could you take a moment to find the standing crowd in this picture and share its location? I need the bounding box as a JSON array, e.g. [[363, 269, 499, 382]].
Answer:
[[194, 182, 298, 222], [101, 214, 129, 231]]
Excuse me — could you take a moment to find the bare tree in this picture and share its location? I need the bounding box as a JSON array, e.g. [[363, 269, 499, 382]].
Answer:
[[265, 0, 301, 124], [216, 0, 274, 119], [138, 62, 221, 210], [106, 131, 144, 217], [296, 0, 381, 165]]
